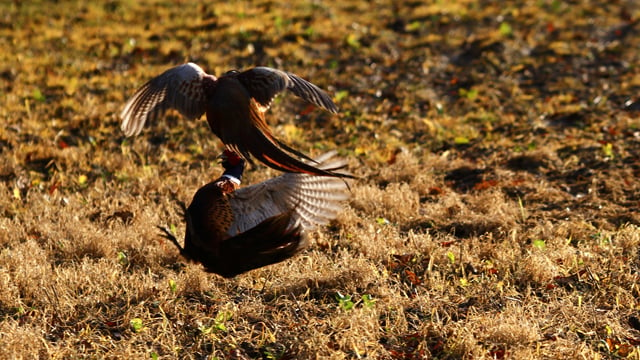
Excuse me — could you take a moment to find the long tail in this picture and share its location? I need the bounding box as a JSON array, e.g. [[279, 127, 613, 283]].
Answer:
[[232, 127, 355, 179]]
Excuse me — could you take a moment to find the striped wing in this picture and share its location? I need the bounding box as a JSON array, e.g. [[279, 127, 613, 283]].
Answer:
[[236, 67, 338, 114], [121, 63, 210, 136], [226, 151, 350, 236]]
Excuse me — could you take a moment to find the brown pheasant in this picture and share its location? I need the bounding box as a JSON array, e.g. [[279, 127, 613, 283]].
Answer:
[[121, 63, 352, 178], [160, 150, 351, 278]]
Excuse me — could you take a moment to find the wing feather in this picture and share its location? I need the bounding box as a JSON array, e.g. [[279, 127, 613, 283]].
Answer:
[[121, 63, 210, 136], [228, 151, 351, 236], [236, 67, 338, 114]]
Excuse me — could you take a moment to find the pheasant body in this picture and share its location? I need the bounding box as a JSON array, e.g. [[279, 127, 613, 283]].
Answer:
[[121, 63, 351, 178], [165, 151, 351, 277]]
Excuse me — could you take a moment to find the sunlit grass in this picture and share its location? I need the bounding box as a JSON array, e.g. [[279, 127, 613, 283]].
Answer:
[[0, 0, 639, 358]]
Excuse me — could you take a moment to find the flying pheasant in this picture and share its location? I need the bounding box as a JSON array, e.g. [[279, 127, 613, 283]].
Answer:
[[160, 150, 351, 278], [121, 62, 351, 178]]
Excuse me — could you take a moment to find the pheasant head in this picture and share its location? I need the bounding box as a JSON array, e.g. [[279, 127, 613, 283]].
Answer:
[[218, 150, 245, 192]]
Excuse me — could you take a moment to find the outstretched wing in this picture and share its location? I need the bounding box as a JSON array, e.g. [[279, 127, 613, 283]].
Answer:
[[227, 151, 351, 236], [235, 67, 338, 114], [120, 63, 210, 136]]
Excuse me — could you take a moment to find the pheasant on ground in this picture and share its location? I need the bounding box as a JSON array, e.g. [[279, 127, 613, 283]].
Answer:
[[121, 63, 352, 178], [160, 150, 351, 278]]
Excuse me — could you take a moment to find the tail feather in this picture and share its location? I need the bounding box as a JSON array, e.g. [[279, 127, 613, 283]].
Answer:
[[246, 127, 355, 178]]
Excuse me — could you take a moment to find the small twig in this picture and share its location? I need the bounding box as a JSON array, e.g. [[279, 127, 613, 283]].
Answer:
[[504, 296, 523, 303], [289, 291, 309, 322]]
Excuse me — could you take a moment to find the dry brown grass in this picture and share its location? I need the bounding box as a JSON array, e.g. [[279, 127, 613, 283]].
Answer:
[[2, 0, 640, 359]]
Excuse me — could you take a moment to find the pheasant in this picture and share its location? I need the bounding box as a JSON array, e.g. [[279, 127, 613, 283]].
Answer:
[[160, 150, 351, 278], [121, 63, 352, 178]]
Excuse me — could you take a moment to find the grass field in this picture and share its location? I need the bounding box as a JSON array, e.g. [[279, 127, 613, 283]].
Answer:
[[1, 0, 640, 358]]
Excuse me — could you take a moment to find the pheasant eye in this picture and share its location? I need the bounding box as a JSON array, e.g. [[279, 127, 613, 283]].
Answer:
[[222, 150, 242, 165]]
